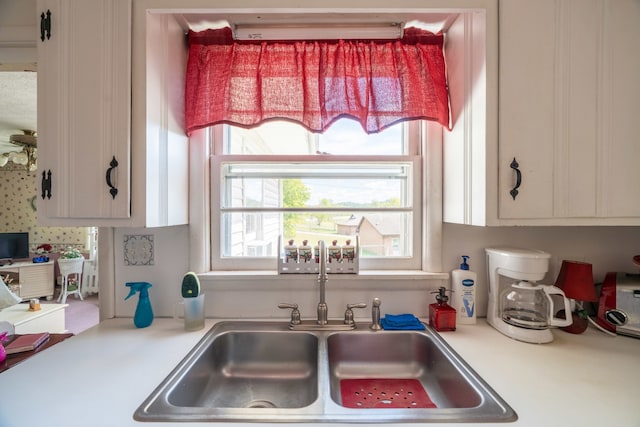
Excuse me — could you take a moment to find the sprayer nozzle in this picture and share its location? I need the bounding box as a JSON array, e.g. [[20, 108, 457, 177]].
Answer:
[[125, 282, 153, 300]]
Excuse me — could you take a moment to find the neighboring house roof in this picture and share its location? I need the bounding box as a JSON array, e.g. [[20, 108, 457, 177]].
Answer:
[[359, 214, 401, 236], [335, 214, 361, 227]]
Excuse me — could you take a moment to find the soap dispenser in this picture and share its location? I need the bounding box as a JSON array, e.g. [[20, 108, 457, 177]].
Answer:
[[429, 287, 456, 332]]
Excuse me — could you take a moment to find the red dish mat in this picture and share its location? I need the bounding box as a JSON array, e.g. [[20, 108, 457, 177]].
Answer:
[[340, 378, 437, 409]]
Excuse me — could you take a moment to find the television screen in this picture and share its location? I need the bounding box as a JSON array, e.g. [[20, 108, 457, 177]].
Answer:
[[0, 232, 30, 261]]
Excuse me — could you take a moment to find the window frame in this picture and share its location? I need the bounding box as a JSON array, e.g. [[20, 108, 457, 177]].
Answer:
[[208, 120, 435, 272]]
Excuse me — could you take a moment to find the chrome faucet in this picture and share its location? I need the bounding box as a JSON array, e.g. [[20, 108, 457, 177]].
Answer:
[[317, 240, 328, 325], [278, 239, 367, 330]]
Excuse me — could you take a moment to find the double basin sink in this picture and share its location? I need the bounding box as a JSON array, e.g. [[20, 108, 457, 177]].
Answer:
[[134, 321, 516, 423]]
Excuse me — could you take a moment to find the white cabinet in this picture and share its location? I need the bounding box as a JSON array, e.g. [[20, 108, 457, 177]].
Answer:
[[596, 0, 640, 218], [498, 0, 640, 225], [0, 261, 54, 300], [36, 0, 188, 227], [36, 0, 132, 223], [444, 0, 640, 226], [497, 0, 557, 220]]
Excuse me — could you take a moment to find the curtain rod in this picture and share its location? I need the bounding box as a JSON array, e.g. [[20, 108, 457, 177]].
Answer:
[[233, 22, 404, 41]]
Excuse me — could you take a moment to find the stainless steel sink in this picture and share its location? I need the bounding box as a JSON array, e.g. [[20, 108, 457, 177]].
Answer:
[[328, 332, 481, 410], [134, 321, 517, 423], [167, 330, 318, 409]]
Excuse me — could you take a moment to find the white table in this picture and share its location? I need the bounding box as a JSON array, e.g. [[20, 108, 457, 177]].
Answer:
[[0, 303, 67, 333]]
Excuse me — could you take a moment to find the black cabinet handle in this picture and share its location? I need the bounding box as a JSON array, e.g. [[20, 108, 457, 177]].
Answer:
[[47, 170, 52, 199], [509, 158, 522, 200], [106, 156, 119, 199], [41, 170, 52, 199], [40, 10, 51, 41]]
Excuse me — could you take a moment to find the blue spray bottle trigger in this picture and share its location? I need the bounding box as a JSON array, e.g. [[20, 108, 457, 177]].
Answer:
[[125, 282, 154, 328]]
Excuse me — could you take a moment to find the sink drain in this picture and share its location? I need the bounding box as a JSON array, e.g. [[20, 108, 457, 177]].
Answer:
[[245, 400, 277, 409]]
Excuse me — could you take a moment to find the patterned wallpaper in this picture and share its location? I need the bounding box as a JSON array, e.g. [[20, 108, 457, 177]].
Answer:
[[0, 163, 88, 253]]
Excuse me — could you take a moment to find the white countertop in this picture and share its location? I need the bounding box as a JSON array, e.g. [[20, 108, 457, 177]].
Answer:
[[0, 318, 638, 427]]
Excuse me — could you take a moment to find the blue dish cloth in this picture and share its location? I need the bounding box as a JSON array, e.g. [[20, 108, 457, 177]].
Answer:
[[380, 314, 426, 330]]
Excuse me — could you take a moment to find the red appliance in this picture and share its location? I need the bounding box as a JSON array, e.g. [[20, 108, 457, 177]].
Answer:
[[596, 272, 640, 338]]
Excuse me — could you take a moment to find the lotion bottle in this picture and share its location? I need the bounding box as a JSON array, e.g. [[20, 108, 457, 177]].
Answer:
[[451, 255, 477, 324]]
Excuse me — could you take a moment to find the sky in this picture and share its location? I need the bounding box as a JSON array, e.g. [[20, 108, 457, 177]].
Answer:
[[231, 118, 408, 205], [302, 119, 405, 205]]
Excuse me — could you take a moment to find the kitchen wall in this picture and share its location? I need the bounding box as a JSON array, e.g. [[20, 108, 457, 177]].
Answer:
[[114, 226, 190, 321], [7, 0, 637, 322], [442, 224, 640, 319], [113, 223, 640, 320]]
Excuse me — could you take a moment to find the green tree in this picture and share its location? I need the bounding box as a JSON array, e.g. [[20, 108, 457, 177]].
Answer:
[[374, 197, 401, 207], [282, 179, 310, 237], [315, 198, 333, 226]]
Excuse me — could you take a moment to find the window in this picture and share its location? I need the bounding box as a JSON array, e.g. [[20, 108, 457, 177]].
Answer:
[[210, 119, 426, 271]]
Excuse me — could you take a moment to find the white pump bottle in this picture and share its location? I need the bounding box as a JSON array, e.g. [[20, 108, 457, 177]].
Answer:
[[451, 255, 477, 324]]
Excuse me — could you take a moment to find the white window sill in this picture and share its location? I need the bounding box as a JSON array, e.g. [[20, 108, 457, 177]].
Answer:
[[198, 270, 448, 290]]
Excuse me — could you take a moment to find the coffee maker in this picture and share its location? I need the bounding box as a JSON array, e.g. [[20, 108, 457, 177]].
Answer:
[[485, 247, 572, 344]]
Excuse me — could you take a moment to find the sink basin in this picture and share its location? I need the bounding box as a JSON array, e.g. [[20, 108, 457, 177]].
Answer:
[[135, 323, 322, 422], [327, 332, 481, 410], [168, 330, 318, 409], [134, 321, 517, 423]]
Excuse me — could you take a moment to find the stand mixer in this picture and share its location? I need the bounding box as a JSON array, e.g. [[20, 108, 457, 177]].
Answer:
[[486, 247, 572, 344]]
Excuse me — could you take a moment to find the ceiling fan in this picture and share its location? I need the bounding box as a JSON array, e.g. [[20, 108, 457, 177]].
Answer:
[[9, 130, 37, 148], [0, 130, 38, 171]]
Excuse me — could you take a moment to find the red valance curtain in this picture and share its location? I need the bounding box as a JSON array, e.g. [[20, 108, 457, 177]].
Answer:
[[185, 27, 450, 135]]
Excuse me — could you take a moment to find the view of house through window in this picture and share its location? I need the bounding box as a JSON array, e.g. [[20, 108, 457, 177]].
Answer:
[[212, 119, 423, 270]]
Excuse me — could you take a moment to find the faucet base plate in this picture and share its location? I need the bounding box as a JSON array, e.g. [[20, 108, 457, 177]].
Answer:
[[288, 320, 357, 331]]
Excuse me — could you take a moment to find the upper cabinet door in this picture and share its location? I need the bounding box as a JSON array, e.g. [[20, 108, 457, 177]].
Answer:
[[444, 0, 640, 226], [497, 0, 640, 225], [37, 0, 131, 223], [598, 0, 640, 218], [498, 0, 557, 220]]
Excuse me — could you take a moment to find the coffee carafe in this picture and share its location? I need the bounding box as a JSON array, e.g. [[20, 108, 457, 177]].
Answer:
[[486, 247, 572, 344], [501, 280, 571, 330]]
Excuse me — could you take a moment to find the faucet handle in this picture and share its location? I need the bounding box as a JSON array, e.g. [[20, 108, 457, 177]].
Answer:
[[278, 303, 302, 325], [344, 303, 367, 326]]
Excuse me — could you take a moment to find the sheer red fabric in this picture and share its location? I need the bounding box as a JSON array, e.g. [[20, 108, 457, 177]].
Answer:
[[185, 27, 450, 135]]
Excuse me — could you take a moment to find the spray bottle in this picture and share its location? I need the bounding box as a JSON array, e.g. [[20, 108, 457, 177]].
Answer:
[[451, 255, 477, 324], [125, 282, 154, 328]]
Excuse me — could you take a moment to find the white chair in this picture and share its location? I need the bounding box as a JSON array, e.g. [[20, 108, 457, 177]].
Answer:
[[57, 258, 84, 304], [81, 245, 98, 296]]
